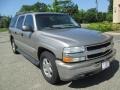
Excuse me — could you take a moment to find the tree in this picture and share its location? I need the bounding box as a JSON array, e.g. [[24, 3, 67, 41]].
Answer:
[[52, 0, 60, 12], [95, 0, 98, 21], [106, 12, 113, 21], [97, 12, 107, 22], [0, 16, 11, 28], [108, 0, 113, 13], [19, 2, 48, 12], [52, 0, 79, 15], [73, 10, 86, 23], [84, 8, 97, 23]]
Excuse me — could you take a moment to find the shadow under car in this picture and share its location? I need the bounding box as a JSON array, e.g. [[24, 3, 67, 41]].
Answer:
[[68, 60, 119, 88]]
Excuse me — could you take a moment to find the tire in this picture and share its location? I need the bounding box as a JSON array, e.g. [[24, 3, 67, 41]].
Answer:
[[40, 51, 60, 84], [11, 39, 19, 54]]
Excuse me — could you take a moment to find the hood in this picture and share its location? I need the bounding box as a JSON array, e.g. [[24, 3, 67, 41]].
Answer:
[[40, 28, 112, 46]]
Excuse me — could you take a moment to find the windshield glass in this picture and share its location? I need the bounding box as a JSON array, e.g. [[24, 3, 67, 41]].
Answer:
[[35, 14, 80, 30]]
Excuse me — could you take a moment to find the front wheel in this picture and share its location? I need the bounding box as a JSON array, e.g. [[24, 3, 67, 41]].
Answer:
[[40, 51, 60, 84]]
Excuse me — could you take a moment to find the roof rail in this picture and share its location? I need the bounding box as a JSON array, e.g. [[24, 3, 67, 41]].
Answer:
[[15, 11, 34, 16]]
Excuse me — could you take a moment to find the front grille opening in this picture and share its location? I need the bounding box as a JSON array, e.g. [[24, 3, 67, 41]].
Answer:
[[87, 49, 112, 59], [87, 42, 111, 51]]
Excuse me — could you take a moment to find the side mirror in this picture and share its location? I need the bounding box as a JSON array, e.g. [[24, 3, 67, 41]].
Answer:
[[22, 25, 34, 32]]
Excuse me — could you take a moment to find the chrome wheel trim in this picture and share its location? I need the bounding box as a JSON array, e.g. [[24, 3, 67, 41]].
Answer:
[[12, 41, 15, 52], [42, 58, 53, 78]]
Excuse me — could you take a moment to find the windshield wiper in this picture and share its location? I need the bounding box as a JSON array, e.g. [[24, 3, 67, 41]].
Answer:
[[63, 24, 80, 28], [40, 26, 64, 30], [40, 24, 80, 30], [52, 24, 80, 29]]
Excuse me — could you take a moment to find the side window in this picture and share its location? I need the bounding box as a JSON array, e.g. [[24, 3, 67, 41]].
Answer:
[[10, 16, 18, 27], [24, 15, 34, 28], [16, 16, 24, 29]]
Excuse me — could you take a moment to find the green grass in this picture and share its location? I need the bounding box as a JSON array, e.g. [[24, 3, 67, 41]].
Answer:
[[86, 22, 120, 32], [0, 28, 8, 32]]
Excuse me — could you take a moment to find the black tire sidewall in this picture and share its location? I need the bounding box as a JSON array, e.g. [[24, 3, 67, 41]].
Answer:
[[40, 51, 60, 84]]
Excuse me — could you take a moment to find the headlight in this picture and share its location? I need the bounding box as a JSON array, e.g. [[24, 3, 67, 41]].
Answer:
[[63, 46, 86, 62], [63, 46, 85, 54]]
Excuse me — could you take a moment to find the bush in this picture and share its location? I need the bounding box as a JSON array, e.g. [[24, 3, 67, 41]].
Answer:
[[0, 28, 8, 32], [112, 24, 120, 31], [0, 16, 11, 28], [87, 22, 120, 32], [106, 13, 113, 22]]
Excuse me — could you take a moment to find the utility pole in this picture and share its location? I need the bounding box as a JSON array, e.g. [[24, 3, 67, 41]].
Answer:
[[95, 0, 98, 21]]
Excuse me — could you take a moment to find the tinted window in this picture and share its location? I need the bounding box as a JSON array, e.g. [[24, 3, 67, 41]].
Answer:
[[35, 14, 79, 30], [24, 15, 34, 28], [16, 16, 24, 29], [10, 16, 18, 27]]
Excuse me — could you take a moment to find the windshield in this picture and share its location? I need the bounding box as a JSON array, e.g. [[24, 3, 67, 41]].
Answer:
[[35, 14, 80, 30]]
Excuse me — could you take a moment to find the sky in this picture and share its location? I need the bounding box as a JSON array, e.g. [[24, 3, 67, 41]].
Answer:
[[0, 0, 109, 16]]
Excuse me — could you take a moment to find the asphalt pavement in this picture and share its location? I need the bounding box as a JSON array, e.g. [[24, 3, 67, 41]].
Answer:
[[0, 32, 120, 90]]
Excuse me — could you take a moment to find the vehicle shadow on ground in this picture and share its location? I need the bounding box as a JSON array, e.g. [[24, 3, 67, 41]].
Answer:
[[67, 60, 119, 88]]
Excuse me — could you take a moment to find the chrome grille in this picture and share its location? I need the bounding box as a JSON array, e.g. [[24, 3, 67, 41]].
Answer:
[[87, 49, 112, 59], [86, 41, 113, 60], [87, 42, 111, 51]]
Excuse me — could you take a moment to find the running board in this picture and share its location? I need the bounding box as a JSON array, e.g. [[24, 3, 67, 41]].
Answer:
[[17, 48, 40, 66]]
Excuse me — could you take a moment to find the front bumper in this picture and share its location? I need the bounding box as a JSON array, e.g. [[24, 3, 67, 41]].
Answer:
[[56, 49, 116, 81]]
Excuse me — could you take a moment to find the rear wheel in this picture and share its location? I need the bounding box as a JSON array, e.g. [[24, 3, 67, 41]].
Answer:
[[40, 51, 60, 84], [11, 39, 19, 54]]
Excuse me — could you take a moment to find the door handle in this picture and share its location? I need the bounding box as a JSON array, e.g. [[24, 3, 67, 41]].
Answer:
[[14, 32, 19, 35], [15, 32, 17, 34]]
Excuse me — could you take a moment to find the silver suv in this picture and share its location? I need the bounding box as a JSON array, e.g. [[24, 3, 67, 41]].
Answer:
[[9, 12, 116, 84]]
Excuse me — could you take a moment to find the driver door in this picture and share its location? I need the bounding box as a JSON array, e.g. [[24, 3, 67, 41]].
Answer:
[[21, 15, 37, 59]]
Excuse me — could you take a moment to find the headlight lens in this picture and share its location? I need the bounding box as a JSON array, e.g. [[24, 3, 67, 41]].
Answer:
[[63, 46, 85, 54], [63, 46, 86, 63]]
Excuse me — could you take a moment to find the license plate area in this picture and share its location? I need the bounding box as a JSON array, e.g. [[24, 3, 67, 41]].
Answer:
[[102, 61, 110, 70]]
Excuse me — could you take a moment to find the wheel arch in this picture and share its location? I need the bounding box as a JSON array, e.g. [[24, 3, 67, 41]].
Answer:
[[37, 47, 56, 60], [10, 35, 14, 43]]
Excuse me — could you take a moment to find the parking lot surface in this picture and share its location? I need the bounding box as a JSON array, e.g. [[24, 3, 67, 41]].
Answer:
[[0, 32, 120, 90]]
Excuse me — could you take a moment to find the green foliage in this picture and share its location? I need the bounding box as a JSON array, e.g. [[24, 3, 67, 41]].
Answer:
[[52, 0, 79, 15], [87, 22, 120, 32], [108, 0, 113, 13], [0, 28, 8, 32], [18, 1, 113, 24], [72, 10, 85, 23], [0, 16, 11, 28], [97, 12, 106, 22], [84, 8, 97, 23], [111, 23, 120, 31], [19, 2, 48, 12], [72, 9, 107, 23], [87, 22, 112, 32], [106, 12, 113, 22]]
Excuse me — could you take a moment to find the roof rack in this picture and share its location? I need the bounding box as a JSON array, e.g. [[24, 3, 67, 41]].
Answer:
[[15, 11, 67, 16]]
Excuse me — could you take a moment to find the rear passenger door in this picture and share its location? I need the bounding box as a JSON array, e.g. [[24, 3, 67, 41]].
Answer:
[[9, 16, 18, 41], [15, 15, 25, 51]]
